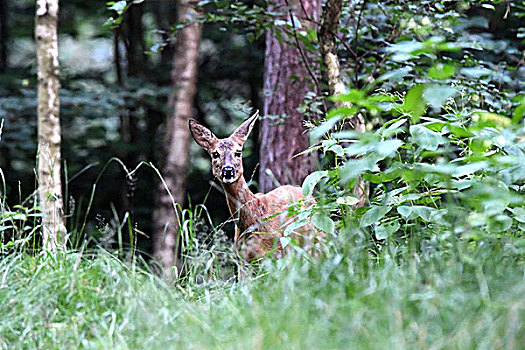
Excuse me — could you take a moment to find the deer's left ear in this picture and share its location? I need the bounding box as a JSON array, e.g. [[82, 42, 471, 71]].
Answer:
[[231, 111, 259, 144], [189, 119, 218, 151]]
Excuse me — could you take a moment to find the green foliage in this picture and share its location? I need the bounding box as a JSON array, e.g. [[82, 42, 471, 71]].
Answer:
[[0, 3, 524, 347], [300, 1, 525, 250]]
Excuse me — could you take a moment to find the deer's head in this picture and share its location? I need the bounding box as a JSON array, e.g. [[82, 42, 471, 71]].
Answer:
[[189, 112, 258, 184]]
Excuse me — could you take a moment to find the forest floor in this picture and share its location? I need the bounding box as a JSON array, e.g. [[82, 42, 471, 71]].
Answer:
[[0, 232, 524, 349]]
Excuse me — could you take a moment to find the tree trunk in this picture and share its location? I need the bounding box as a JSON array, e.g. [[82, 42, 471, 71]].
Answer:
[[118, 2, 146, 223], [319, 0, 367, 207], [152, 0, 202, 277], [113, 27, 122, 85], [35, 0, 65, 250], [259, 0, 321, 193], [123, 2, 147, 77], [0, 0, 7, 72]]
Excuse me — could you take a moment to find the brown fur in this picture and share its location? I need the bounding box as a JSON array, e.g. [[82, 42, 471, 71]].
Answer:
[[189, 112, 322, 261]]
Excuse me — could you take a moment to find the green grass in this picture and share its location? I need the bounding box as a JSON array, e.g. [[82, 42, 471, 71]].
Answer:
[[0, 231, 523, 349]]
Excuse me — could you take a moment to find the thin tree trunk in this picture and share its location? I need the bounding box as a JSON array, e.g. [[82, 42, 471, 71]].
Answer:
[[35, 0, 65, 250], [113, 27, 122, 85], [259, 0, 320, 193], [319, 0, 367, 207], [0, 0, 7, 72], [152, 0, 202, 277], [119, 2, 146, 222], [123, 2, 147, 77]]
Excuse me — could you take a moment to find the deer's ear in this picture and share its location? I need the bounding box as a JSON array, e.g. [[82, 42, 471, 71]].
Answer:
[[189, 119, 218, 151], [230, 111, 259, 144]]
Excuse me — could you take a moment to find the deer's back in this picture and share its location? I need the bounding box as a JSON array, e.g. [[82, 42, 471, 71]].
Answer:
[[236, 185, 322, 261]]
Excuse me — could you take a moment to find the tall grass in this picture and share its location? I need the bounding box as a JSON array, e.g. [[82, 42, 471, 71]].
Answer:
[[0, 138, 523, 348], [0, 227, 523, 349]]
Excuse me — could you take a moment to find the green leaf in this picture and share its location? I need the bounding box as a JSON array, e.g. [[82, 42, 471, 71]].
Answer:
[[397, 206, 416, 220], [487, 214, 512, 233], [428, 63, 455, 80], [510, 207, 525, 223], [453, 162, 488, 177], [336, 196, 360, 206], [376, 139, 403, 157], [460, 67, 492, 79], [283, 218, 309, 237], [312, 212, 335, 234], [410, 125, 446, 151], [375, 221, 400, 239], [309, 115, 341, 142], [423, 85, 456, 110], [377, 67, 412, 83], [411, 206, 435, 222], [363, 167, 402, 184], [360, 206, 391, 227], [340, 158, 379, 184], [109, 1, 127, 14], [402, 85, 427, 121], [332, 89, 365, 103], [302, 171, 328, 197]]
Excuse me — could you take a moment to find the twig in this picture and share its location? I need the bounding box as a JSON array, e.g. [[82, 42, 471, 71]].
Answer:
[[297, 0, 311, 21]]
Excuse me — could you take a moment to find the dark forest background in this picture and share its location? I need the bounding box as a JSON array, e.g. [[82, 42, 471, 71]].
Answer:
[[1, 0, 266, 255]]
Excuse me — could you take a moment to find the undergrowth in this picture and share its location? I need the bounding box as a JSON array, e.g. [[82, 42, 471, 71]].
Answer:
[[0, 227, 523, 349]]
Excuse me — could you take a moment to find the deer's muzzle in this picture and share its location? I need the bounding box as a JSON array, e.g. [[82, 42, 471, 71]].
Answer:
[[222, 166, 235, 182]]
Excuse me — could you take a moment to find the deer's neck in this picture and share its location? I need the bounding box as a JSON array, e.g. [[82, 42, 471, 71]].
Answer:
[[221, 176, 259, 231]]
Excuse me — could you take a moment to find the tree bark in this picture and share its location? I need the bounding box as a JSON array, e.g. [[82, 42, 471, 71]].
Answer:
[[259, 0, 321, 193], [0, 0, 7, 72], [152, 0, 202, 277], [123, 2, 147, 77], [35, 0, 65, 250], [319, 0, 367, 207]]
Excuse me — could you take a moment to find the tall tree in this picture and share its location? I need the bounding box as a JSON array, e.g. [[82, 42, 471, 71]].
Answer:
[[259, 0, 321, 193], [319, 0, 367, 206], [117, 2, 147, 221], [35, 0, 65, 250], [122, 2, 147, 78], [152, 0, 203, 276]]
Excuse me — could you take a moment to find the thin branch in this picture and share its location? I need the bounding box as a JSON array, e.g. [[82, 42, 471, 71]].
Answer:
[[297, 0, 311, 21]]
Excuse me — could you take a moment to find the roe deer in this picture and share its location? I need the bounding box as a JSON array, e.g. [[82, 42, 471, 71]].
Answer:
[[189, 112, 322, 261]]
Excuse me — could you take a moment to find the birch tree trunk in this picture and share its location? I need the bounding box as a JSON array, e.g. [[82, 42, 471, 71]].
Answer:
[[35, 0, 65, 250], [259, 0, 321, 193], [319, 0, 367, 207], [152, 0, 202, 277]]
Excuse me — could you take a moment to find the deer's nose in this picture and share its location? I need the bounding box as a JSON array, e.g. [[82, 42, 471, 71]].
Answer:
[[222, 166, 235, 180]]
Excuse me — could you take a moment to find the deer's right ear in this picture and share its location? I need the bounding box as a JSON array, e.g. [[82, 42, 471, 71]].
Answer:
[[230, 110, 259, 144], [189, 119, 218, 151]]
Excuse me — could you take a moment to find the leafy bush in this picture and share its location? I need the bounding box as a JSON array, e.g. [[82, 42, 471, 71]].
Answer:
[[300, 2, 524, 250]]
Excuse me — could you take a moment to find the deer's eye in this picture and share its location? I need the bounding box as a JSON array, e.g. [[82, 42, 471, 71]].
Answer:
[[212, 151, 220, 159], [235, 151, 242, 158]]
